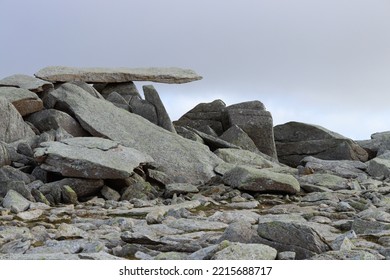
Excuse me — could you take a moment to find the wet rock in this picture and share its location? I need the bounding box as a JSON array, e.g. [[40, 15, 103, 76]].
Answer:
[[223, 165, 300, 194]]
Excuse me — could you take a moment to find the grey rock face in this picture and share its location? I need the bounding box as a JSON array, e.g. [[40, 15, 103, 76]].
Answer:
[[223, 165, 300, 194], [0, 74, 53, 93], [211, 242, 277, 260], [34, 137, 153, 179], [223, 101, 277, 159], [214, 148, 279, 168], [98, 82, 141, 99], [2, 190, 31, 213], [48, 83, 222, 183], [257, 220, 331, 259], [0, 87, 43, 116], [26, 109, 89, 137], [367, 158, 390, 178], [143, 85, 176, 133], [274, 122, 368, 167], [220, 125, 260, 153], [35, 66, 202, 84], [0, 97, 36, 143]]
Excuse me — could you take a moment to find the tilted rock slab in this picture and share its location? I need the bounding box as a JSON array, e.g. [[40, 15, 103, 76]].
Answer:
[[0, 74, 53, 93], [35, 66, 202, 84], [0, 97, 36, 143], [48, 83, 222, 183], [34, 137, 153, 179]]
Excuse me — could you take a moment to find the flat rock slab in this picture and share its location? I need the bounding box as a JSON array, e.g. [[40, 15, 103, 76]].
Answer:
[[0, 74, 53, 93], [35, 66, 202, 84], [34, 137, 153, 179], [211, 242, 277, 260]]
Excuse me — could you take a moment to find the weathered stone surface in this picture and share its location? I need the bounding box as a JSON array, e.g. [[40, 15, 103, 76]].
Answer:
[[35, 66, 202, 84], [0, 74, 53, 93], [174, 99, 226, 135], [223, 101, 277, 159], [143, 85, 176, 133], [301, 156, 367, 178], [101, 186, 121, 201], [367, 157, 390, 178], [2, 190, 31, 213], [0, 181, 34, 201], [189, 128, 240, 151], [220, 125, 260, 153], [274, 122, 368, 167], [41, 178, 104, 199], [98, 82, 141, 99], [257, 220, 331, 259], [48, 83, 222, 183], [26, 109, 89, 137], [214, 148, 278, 168], [0, 87, 43, 116], [218, 221, 260, 243], [164, 183, 199, 197], [16, 209, 43, 221], [164, 218, 228, 232], [105, 92, 130, 110], [310, 250, 380, 260], [211, 242, 277, 260], [34, 137, 153, 179], [0, 142, 11, 167], [55, 223, 87, 239], [0, 97, 36, 143], [223, 165, 300, 194], [297, 173, 355, 191]]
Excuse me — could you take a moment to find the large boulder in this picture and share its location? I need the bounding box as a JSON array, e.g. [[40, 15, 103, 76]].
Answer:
[[274, 122, 368, 167], [0, 97, 36, 143], [34, 137, 153, 179], [35, 66, 202, 84], [174, 99, 226, 135], [223, 101, 277, 159], [47, 83, 222, 183], [222, 165, 300, 194]]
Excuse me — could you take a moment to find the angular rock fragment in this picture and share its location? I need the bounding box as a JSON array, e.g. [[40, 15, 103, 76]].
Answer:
[[35, 66, 202, 84], [220, 125, 260, 153], [34, 137, 153, 179], [223, 165, 300, 194], [211, 242, 277, 260], [0, 74, 53, 93], [0, 87, 43, 116], [2, 190, 31, 213]]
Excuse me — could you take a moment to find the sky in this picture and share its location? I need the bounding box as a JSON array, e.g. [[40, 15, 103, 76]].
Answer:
[[1, 0, 390, 140]]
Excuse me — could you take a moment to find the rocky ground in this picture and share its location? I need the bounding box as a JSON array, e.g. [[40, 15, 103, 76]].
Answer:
[[1, 66, 390, 260]]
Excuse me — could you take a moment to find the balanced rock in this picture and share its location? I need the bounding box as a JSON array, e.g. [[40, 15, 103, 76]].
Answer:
[[0, 74, 53, 93], [274, 122, 368, 167], [0, 97, 36, 143], [223, 101, 277, 159], [34, 137, 153, 179], [35, 66, 202, 84], [223, 165, 300, 194], [47, 83, 222, 183]]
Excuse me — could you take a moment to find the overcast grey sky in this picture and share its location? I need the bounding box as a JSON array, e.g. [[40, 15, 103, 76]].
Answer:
[[1, 0, 390, 140]]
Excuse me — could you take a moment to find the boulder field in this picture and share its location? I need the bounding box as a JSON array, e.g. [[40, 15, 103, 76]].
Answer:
[[0, 66, 390, 260]]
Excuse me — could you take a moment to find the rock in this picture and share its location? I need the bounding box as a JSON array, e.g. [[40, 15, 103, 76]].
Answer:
[[164, 183, 199, 198], [297, 173, 355, 191], [0, 97, 36, 143], [277, 251, 296, 260], [218, 221, 260, 243], [128, 96, 158, 124], [2, 190, 31, 213], [164, 218, 228, 232], [219, 125, 260, 153], [143, 85, 176, 133], [98, 82, 141, 99], [0, 166, 32, 184], [257, 220, 331, 259], [55, 223, 87, 239], [174, 99, 226, 135], [35, 66, 202, 84], [16, 209, 44, 221], [223, 101, 277, 158], [310, 250, 380, 260], [123, 200, 201, 217], [0, 181, 34, 201], [48, 83, 222, 183], [146, 208, 166, 225], [101, 186, 121, 201], [121, 224, 183, 245], [274, 122, 368, 167], [41, 178, 104, 199], [367, 158, 390, 178], [0, 74, 53, 93], [174, 126, 204, 143], [0, 87, 43, 116], [0, 239, 31, 254], [208, 210, 260, 224], [0, 142, 11, 167], [105, 91, 130, 110], [61, 185, 78, 204], [26, 109, 89, 137], [214, 148, 278, 168], [34, 137, 153, 179], [301, 156, 367, 178], [223, 165, 300, 194], [211, 242, 277, 260], [188, 128, 240, 151]]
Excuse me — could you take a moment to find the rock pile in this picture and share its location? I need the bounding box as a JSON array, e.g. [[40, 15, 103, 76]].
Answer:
[[1, 66, 390, 260]]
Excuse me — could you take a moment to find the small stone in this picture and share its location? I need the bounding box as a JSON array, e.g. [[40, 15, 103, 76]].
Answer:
[[146, 208, 166, 225], [16, 209, 43, 221], [2, 190, 30, 213], [55, 223, 87, 240], [164, 183, 199, 198], [101, 186, 121, 201]]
